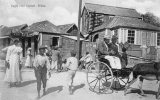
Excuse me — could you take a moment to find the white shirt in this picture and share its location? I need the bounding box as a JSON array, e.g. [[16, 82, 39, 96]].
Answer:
[[65, 57, 78, 71], [33, 54, 50, 69]]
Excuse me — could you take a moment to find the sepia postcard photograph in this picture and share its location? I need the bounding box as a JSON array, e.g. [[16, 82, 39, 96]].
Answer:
[[0, 0, 160, 100]]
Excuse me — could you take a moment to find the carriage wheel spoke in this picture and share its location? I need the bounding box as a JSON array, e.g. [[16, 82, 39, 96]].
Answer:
[[100, 80, 105, 89], [101, 78, 106, 83], [89, 78, 98, 84], [119, 78, 127, 84], [99, 80, 101, 93], [106, 77, 112, 81], [93, 80, 98, 90], [117, 78, 122, 88]]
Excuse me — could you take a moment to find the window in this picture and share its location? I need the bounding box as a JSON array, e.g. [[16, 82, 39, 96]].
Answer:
[[157, 33, 160, 46], [52, 37, 59, 46], [127, 30, 135, 44]]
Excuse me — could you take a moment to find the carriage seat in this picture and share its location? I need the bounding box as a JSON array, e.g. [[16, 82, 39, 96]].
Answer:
[[104, 55, 122, 69]]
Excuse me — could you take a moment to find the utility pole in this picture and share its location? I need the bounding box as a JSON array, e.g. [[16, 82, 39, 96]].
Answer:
[[77, 0, 82, 61]]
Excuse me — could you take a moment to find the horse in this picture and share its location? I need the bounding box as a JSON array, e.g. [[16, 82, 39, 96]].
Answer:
[[124, 62, 160, 99]]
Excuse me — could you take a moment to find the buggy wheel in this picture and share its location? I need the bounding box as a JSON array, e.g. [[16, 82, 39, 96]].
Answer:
[[112, 70, 129, 90], [87, 61, 113, 94]]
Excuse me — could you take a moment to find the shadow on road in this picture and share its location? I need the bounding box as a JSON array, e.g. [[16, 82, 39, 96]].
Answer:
[[46, 86, 63, 95], [17, 80, 36, 87], [72, 84, 85, 94], [130, 88, 157, 96]]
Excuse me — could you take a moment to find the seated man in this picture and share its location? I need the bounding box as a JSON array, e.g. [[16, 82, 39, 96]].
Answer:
[[97, 36, 111, 68], [107, 35, 122, 69], [97, 35, 122, 69]]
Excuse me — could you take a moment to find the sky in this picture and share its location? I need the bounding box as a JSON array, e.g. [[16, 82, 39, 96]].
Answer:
[[0, 0, 160, 27]]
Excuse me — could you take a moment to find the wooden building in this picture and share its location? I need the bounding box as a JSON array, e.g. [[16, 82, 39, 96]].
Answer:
[[23, 21, 85, 58], [81, 3, 160, 60]]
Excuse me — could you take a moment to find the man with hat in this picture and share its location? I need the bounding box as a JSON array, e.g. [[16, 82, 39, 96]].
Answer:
[[33, 45, 51, 99], [109, 35, 121, 59], [97, 35, 111, 67]]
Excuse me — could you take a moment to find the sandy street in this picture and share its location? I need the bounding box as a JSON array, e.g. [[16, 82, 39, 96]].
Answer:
[[0, 69, 159, 100]]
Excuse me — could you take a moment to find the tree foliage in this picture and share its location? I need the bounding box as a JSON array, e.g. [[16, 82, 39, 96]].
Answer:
[[142, 12, 160, 27]]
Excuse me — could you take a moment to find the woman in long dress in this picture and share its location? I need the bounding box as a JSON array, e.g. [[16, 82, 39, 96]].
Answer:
[[4, 40, 23, 87], [25, 48, 32, 68]]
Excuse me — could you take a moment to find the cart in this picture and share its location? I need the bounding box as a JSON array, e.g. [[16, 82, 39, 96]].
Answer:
[[86, 55, 132, 94]]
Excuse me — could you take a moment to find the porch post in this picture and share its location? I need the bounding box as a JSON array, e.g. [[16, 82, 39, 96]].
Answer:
[[156, 46, 160, 62], [31, 37, 35, 57], [140, 45, 147, 59]]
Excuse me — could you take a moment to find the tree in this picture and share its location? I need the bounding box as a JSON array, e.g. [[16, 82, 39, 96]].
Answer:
[[142, 12, 160, 27]]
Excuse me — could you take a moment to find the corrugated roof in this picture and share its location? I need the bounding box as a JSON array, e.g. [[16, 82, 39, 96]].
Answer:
[[108, 17, 160, 31], [23, 20, 63, 34], [57, 24, 75, 33], [85, 3, 141, 18], [93, 17, 160, 32]]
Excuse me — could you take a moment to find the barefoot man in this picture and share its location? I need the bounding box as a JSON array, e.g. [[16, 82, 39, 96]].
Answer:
[[33, 45, 51, 99]]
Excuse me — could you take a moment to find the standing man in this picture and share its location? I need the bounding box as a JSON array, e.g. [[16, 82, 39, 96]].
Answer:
[[51, 46, 60, 72], [57, 47, 63, 72], [33, 45, 51, 99]]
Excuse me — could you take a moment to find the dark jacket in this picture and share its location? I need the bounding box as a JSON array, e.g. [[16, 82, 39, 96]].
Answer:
[[97, 41, 109, 57]]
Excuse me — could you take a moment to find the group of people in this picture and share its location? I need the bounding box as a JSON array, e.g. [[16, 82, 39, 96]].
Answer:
[[97, 35, 128, 69], [1, 35, 128, 99], [1, 39, 79, 99], [25, 45, 62, 72]]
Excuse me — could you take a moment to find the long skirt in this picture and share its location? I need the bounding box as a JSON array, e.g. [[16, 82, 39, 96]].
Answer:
[[4, 55, 22, 83], [25, 55, 32, 67]]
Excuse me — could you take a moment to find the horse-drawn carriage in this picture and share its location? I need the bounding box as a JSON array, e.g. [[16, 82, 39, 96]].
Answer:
[[85, 50, 160, 99], [86, 54, 132, 94]]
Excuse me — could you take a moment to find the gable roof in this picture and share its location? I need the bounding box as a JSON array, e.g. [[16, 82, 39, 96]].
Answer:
[[57, 23, 76, 33], [10, 24, 28, 33], [0, 24, 28, 37], [108, 17, 160, 31], [0, 26, 11, 36], [93, 17, 160, 32], [23, 20, 63, 34], [84, 3, 141, 18]]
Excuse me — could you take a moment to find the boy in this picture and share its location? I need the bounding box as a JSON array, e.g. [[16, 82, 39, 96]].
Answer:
[[63, 50, 78, 94], [33, 45, 51, 99], [80, 52, 93, 70]]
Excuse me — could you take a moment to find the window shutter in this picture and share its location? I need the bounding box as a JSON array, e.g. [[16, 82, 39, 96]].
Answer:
[[124, 29, 128, 43], [142, 31, 147, 45], [135, 30, 142, 45], [153, 32, 157, 46]]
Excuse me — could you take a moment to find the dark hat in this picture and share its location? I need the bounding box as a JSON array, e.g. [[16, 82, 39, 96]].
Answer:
[[39, 45, 47, 50], [112, 35, 118, 40]]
